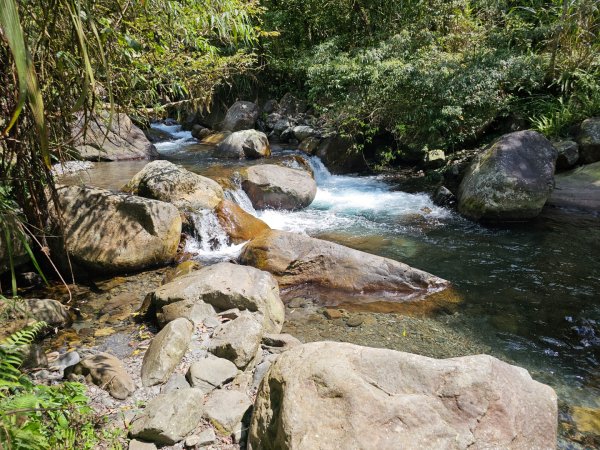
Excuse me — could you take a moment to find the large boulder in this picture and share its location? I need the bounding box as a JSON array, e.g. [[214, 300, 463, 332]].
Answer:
[[73, 111, 158, 161], [316, 134, 367, 174], [577, 117, 600, 164], [241, 165, 317, 210], [56, 186, 181, 273], [129, 388, 204, 445], [214, 130, 271, 159], [249, 342, 558, 450], [457, 130, 557, 221], [152, 262, 284, 334], [215, 199, 271, 244], [222, 101, 259, 132], [239, 230, 448, 299], [123, 160, 223, 211], [141, 318, 193, 386]]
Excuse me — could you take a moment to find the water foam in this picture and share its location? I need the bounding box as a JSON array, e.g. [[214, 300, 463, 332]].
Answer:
[[184, 210, 246, 263]]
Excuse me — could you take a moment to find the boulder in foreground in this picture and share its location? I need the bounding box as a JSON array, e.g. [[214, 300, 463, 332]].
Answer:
[[249, 342, 558, 450], [457, 130, 557, 221], [56, 185, 181, 273], [239, 230, 448, 299]]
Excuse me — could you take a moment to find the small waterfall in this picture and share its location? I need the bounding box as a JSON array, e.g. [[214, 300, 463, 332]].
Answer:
[[308, 156, 332, 184], [150, 122, 195, 154], [224, 173, 258, 216], [184, 210, 246, 263]]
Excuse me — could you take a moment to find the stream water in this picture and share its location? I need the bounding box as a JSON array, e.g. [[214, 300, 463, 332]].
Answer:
[[61, 123, 600, 447]]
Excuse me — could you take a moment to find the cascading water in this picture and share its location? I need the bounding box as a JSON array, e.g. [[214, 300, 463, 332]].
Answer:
[[183, 210, 246, 263], [150, 123, 195, 154]]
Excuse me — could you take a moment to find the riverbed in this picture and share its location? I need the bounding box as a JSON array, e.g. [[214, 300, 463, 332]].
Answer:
[[59, 123, 600, 448]]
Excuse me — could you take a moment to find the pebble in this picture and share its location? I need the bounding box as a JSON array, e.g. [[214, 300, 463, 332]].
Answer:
[[324, 308, 344, 320]]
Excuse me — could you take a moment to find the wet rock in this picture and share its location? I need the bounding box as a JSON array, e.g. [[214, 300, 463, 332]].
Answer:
[[457, 130, 557, 221], [214, 130, 271, 159], [68, 352, 135, 400], [208, 311, 264, 369], [241, 165, 317, 210], [128, 439, 157, 450], [577, 117, 600, 164], [73, 111, 158, 161], [24, 298, 72, 328], [203, 389, 252, 434], [152, 262, 284, 334], [191, 124, 212, 141], [161, 260, 203, 285], [545, 161, 600, 213], [129, 388, 204, 445], [433, 186, 456, 207], [316, 134, 367, 174], [201, 131, 230, 145], [572, 406, 600, 435], [249, 342, 558, 450], [222, 101, 259, 132], [215, 199, 270, 244], [554, 140, 580, 170], [239, 230, 449, 298], [55, 185, 181, 273], [123, 160, 224, 211], [157, 299, 216, 328], [186, 355, 238, 393], [161, 373, 190, 394], [141, 318, 193, 386]]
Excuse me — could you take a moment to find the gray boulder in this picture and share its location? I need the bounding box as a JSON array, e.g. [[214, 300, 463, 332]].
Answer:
[[68, 352, 135, 400], [156, 300, 216, 328], [23, 299, 71, 328], [292, 126, 316, 142], [141, 318, 193, 386], [208, 311, 264, 369], [152, 262, 284, 334], [222, 101, 259, 132], [577, 117, 600, 164], [239, 230, 449, 299], [249, 342, 558, 450], [204, 389, 252, 434], [129, 388, 204, 445], [73, 111, 158, 161], [123, 160, 224, 211], [186, 355, 238, 393], [241, 164, 317, 210], [316, 134, 367, 174], [191, 124, 212, 141], [554, 140, 579, 171], [214, 130, 271, 159], [457, 130, 557, 221], [56, 186, 181, 273]]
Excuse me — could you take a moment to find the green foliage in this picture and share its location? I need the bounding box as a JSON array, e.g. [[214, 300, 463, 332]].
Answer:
[[0, 321, 108, 449]]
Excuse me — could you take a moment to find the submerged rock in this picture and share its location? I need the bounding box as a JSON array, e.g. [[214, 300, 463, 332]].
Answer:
[[222, 101, 259, 132], [214, 130, 271, 159], [577, 117, 600, 164], [241, 164, 317, 210], [73, 112, 158, 161], [129, 388, 204, 445], [141, 318, 193, 386], [123, 160, 224, 211], [249, 342, 558, 450], [152, 262, 284, 334], [457, 130, 557, 221], [215, 199, 270, 244], [56, 185, 181, 273], [239, 230, 448, 299]]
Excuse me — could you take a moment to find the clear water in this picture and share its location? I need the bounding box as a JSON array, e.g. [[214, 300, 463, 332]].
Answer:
[[62, 123, 600, 444]]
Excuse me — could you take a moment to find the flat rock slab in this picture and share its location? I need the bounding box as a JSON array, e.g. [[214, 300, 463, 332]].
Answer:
[[239, 230, 448, 300], [130, 388, 204, 445], [204, 389, 252, 434], [186, 356, 238, 393], [249, 342, 558, 450], [141, 318, 193, 386], [545, 161, 600, 213], [152, 262, 284, 334]]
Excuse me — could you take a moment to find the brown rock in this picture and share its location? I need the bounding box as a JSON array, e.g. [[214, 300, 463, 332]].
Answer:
[[69, 352, 135, 399], [215, 200, 270, 244]]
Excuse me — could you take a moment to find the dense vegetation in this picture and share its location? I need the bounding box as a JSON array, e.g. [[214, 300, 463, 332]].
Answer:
[[261, 0, 600, 160]]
